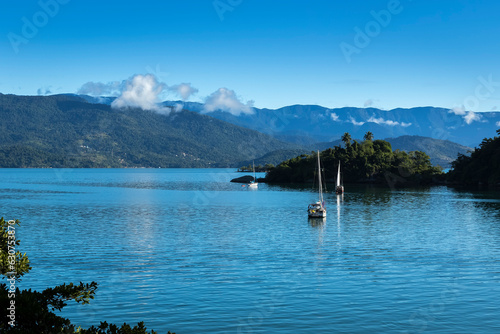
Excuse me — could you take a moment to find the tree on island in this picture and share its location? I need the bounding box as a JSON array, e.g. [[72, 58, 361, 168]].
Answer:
[[363, 131, 374, 142], [341, 132, 352, 147], [0, 218, 175, 334], [448, 129, 500, 186]]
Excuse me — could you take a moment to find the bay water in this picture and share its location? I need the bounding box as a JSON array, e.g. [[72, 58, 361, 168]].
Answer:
[[1, 169, 500, 333]]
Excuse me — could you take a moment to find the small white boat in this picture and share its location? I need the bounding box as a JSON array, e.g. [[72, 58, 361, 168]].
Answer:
[[248, 161, 258, 189], [308, 151, 326, 218], [335, 161, 344, 194]]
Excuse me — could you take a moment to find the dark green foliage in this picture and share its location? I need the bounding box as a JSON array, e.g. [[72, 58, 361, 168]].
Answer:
[[0, 282, 98, 333], [363, 131, 374, 141], [0, 218, 173, 333], [341, 132, 352, 147], [266, 133, 442, 186], [0, 218, 31, 280], [0, 94, 295, 168], [448, 129, 500, 186]]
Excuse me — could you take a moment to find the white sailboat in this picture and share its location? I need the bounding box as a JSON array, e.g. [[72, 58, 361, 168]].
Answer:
[[248, 161, 258, 189], [335, 161, 344, 194], [308, 151, 326, 218]]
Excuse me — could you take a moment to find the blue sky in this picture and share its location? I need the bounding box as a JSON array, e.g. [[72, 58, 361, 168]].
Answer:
[[1, 0, 499, 111]]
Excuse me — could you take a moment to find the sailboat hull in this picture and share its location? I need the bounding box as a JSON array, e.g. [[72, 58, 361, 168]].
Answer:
[[308, 210, 326, 218], [308, 202, 326, 218], [248, 161, 258, 189], [248, 182, 258, 189]]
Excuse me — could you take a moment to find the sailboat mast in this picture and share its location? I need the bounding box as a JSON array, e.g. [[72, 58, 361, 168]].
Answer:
[[253, 161, 255, 181], [337, 161, 341, 187], [317, 151, 323, 203]]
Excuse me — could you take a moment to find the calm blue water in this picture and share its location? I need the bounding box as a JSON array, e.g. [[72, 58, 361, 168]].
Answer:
[[1, 169, 500, 333]]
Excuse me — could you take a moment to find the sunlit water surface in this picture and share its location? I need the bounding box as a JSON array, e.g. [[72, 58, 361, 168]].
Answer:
[[1, 169, 500, 333]]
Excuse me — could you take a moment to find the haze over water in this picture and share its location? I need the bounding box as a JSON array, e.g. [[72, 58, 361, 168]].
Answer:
[[1, 169, 499, 333]]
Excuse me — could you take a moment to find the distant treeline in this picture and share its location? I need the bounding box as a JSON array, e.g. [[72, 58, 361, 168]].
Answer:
[[238, 164, 274, 172]]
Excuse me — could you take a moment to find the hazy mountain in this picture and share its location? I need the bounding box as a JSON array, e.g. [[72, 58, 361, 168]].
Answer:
[[160, 101, 500, 148], [0, 94, 296, 168], [384, 135, 472, 168], [75, 96, 500, 148]]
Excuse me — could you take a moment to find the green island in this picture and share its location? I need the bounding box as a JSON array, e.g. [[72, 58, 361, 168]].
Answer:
[[265, 132, 443, 186], [265, 130, 500, 188]]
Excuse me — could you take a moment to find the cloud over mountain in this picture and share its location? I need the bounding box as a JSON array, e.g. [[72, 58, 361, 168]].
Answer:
[[78, 81, 123, 96], [449, 107, 482, 124], [348, 117, 365, 126], [111, 74, 169, 113], [203, 87, 254, 115], [367, 116, 411, 127], [364, 99, 374, 107], [168, 83, 198, 101]]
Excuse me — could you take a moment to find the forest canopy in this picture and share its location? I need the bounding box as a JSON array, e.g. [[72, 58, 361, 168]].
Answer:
[[447, 129, 500, 186]]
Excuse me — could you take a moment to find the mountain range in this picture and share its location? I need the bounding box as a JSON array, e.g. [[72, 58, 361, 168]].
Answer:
[[79, 95, 498, 147], [160, 101, 499, 149], [0, 93, 492, 168]]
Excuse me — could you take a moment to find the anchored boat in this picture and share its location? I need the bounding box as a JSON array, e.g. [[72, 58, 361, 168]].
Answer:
[[308, 151, 326, 218], [248, 161, 258, 189]]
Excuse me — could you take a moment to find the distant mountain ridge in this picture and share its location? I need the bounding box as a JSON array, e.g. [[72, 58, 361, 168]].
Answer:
[[160, 100, 499, 148], [0, 93, 479, 168], [74, 95, 500, 148]]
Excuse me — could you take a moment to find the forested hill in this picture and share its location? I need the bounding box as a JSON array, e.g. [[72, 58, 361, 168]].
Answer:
[[265, 134, 442, 185], [0, 94, 296, 168], [448, 130, 500, 186]]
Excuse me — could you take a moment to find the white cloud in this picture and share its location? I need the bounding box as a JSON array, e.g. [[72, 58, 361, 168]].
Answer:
[[111, 74, 169, 113], [78, 81, 123, 96], [174, 103, 183, 112], [349, 116, 365, 126], [366, 116, 411, 127], [463, 111, 481, 124], [330, 112, 340, 121], [203, 87, 254, 115], [449, 106, 483, 124], [449, 106, 466, 116], [168, 83, 198, 100], [364, 99, 374, 107]]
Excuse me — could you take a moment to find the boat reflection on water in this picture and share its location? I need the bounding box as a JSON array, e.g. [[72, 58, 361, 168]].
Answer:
[[336, 193, 343, 232], [308, 216, 326, 227], [336, 193, 343, 216]]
